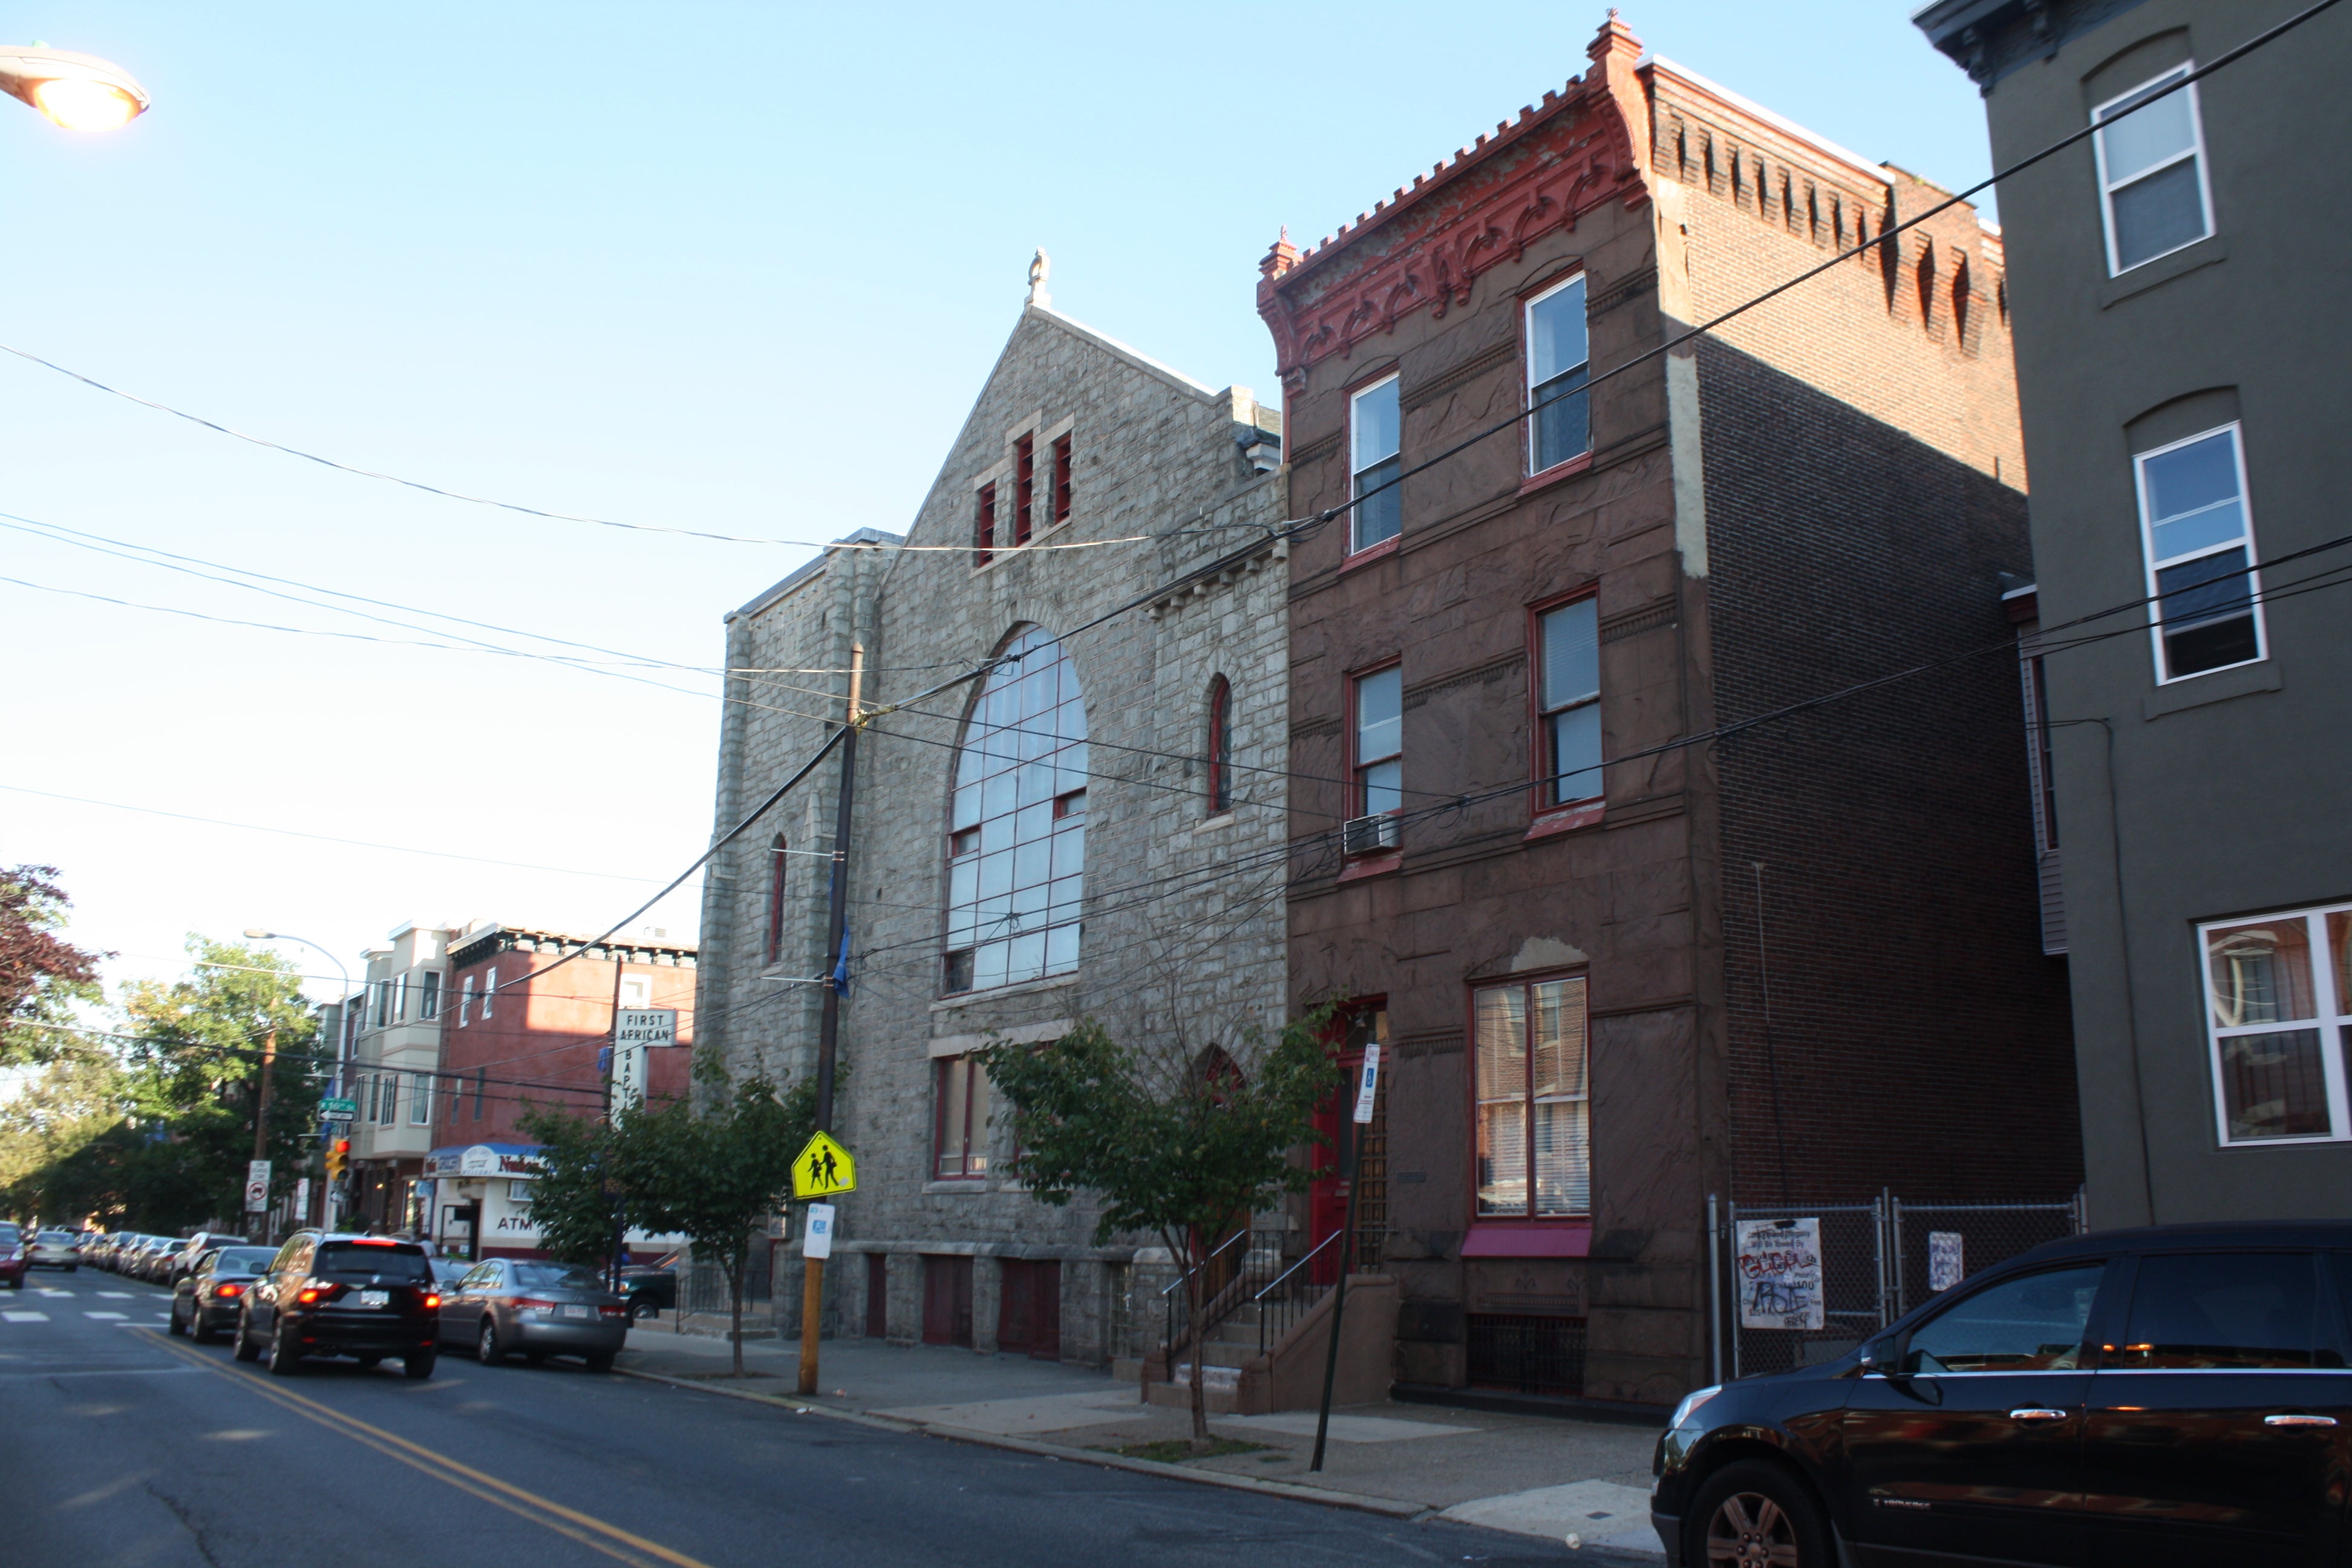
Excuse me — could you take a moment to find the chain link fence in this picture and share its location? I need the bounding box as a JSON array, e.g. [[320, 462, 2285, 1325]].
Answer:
[[1710, 1190, 2086, 1382]]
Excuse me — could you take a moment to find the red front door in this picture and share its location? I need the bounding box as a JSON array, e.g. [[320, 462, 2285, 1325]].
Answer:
[[1309, 1045, 1364, 1254]]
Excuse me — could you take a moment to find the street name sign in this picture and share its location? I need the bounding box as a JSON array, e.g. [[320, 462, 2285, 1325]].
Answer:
[[615, 1008, 678, 1050], [791, 1131, 857, 1200], [319, 1097, 358, 1123]]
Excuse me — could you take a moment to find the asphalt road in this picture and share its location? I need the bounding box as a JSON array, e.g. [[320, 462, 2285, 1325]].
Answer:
[[0, 1272, 1570, 1568]]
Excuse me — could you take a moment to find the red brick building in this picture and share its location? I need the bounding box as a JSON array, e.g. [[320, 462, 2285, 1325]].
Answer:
[[1260, 15, 2077, 1404], [426, 924, 696, 1258]]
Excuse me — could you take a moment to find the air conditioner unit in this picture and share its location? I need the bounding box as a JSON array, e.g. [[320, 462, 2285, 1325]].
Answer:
[[1342, 813, 1400, 857]]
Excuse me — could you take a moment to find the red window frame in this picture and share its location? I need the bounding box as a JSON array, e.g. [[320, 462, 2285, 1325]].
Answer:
[[933, 1055, 990, 1181], [1206, 675, 1233, 815], [1526, 589, 1604, 818], [764, 837, 788, 964], [1014, 435, 1036, 546], [1348, 661, 1403, 821], [1051, 434, 1073, 524], [974, 483, 998, 567]]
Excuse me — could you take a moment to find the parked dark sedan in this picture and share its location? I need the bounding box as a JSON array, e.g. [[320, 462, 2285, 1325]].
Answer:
[[619, 1250, 679, 1322], [437, 1257, 627, 1371], [0, 1223, 25, 1290], [235, 1232, 440, 1378], [1652, 1222, 2352, 1568], [169, 1245, 278, 1342]]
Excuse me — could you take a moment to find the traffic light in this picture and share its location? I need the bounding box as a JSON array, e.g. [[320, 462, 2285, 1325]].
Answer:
[[325, 1138, 349, 1181]]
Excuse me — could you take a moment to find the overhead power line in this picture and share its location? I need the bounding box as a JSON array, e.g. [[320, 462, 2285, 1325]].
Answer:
[[0, 341, 1151, 552]]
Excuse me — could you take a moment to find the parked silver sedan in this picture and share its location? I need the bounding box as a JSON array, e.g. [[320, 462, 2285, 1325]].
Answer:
[[27, 1230, 81, 1271], [437, 1258, 627, 1371]]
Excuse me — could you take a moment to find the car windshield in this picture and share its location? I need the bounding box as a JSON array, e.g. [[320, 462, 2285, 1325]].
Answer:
[[212, 1248, 277, 1273], [313, 1241, 433, 1283], [41, 1231, 73, 1243], [0, 1226, 18, 1244], [511, 1263, 604, 1292]]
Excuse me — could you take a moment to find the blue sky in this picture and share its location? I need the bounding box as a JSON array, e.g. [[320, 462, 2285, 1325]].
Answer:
[[0, 2, 1994, 1004]]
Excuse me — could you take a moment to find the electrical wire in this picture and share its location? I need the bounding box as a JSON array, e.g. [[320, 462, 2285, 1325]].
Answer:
[[0, 783, 669, 885]]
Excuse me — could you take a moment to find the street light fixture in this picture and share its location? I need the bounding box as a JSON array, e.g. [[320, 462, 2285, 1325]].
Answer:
[[0, 46, 149, 132], [247, 928, 355, 1232]]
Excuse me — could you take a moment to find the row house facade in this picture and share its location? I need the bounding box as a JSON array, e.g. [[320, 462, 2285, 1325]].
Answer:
[[1257, 15, 2080, 1403], [426, 922, 697, 1260], [343, 921, 452, 1233], [696, 277, 1289, 1365], [1918, 0, 2352, 1226]]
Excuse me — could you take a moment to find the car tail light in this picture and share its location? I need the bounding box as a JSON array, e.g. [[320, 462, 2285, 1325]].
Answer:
[[213, 1282, 244, 1299], [598, 1304, 625, 1319], [296, 1287, 323, 1304], [511, 1297, 557, 1312], [422, 1293, 440, 1309]]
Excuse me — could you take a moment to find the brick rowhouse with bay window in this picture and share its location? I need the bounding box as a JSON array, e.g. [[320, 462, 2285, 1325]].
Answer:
[[1261, 14, 2078, 1404]]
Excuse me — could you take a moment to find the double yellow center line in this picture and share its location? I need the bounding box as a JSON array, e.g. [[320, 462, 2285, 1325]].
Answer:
[[145, 1331, 711, 1568]]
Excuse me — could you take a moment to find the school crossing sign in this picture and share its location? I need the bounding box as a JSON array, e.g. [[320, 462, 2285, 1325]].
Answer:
[[791, 1131, 857, 1200]]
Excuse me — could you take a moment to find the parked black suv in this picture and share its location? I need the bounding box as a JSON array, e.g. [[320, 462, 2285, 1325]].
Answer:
[[233, 1231, 441, 1379], [1653, 1222, 2352, 1567]]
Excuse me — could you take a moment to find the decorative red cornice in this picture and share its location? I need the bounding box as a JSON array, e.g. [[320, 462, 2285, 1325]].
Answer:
[[1257, 13, 1653, 385]]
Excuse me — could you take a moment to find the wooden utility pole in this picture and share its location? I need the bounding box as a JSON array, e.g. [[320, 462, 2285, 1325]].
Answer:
[[251, 1027, 278, 1161], [800, 641, 862, 1397]]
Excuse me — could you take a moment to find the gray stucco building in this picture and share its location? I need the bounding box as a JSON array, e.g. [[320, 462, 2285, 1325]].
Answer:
[[1918, 0, 2352, 1224], [694, 273, 1289, 1362]]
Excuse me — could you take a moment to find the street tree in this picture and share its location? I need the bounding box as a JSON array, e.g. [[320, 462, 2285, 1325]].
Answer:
[[0, 1046, 128, 1222], [118, 937, 325, 1232], [973, 1009, 1339, 1445], [512, 1100, 621, 1270], [605, 1053, 813, 1376], [0, 864, 106, 1065]]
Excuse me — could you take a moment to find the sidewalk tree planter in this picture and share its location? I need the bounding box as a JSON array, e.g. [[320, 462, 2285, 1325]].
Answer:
[[975, 1009, 1339, 1447]]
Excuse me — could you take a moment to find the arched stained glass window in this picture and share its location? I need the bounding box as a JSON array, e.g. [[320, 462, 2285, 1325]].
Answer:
[[944, 626, 1086, 993]]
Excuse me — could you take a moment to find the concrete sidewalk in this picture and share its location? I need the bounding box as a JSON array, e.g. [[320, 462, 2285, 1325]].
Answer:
[[616, 1321, 1666, 1558]]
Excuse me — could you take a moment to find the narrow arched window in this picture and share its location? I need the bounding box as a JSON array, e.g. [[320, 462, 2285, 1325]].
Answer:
[[943, 626, 1086, 994], [765, 836, 788, 964], [1205, 676, 1233, 816]]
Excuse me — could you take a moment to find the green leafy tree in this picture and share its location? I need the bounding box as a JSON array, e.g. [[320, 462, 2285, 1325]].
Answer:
[[117, 937, 325, 1234], [0, 1046, 129, 1223], [512, 1100, 621, 1270], [1, 864, 106, 1065], [606, 1053, 812, 1377], [973, 1009, 1339, 1444]]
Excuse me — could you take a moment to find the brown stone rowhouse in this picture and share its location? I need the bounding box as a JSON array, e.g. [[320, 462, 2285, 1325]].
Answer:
[[1259, 15, 2080, 1405]]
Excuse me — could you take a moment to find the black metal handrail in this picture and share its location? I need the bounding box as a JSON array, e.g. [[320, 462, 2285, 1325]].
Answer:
[[1160, 1227, 1282, 1372]]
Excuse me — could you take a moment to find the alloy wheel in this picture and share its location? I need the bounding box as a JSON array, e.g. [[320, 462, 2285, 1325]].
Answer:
[[1706, 1491, 1800, 1567]]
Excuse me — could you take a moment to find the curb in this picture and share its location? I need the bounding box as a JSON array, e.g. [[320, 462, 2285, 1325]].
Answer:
[[608, 1362, 1429, 1520]]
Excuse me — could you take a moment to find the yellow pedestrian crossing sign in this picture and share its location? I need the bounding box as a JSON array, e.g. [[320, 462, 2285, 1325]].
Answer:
[[792, 1131, 857, 1199]]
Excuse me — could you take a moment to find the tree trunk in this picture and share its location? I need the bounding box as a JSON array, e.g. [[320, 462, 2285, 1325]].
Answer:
[[1186, 1224, 1208, 1446], [729, 1257, 745, 1378]]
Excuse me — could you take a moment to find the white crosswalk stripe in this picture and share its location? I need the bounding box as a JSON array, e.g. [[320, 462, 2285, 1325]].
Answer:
[[83, 1311, 126, 1320], [2, 1310, 48, 1322], [97, 1291, 134, 1299]]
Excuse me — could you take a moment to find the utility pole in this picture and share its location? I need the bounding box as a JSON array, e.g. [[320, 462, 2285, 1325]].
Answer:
[[800, 641, 862, 1397], [249, 1027, 277, 1241]]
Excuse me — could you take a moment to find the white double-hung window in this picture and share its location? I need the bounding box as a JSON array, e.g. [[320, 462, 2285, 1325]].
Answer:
[[1350, 376, 1402, 554], [2092, 66, 2213, 274], [2201, 903, 2352, 1146], [2136, 423, 2261, 682], [1526, 274, 1589, 473]]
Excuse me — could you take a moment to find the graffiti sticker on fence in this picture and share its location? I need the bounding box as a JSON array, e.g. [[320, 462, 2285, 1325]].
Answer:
[[1927, 1230, 1965, 1293], [1735, 1217, 1825, 1331]]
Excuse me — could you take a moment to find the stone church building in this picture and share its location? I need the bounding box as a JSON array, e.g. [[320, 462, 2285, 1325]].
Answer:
[[694, 266, 1289, 1363]]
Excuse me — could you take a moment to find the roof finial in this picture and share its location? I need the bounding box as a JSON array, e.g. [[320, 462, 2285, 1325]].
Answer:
[[1027, 248, 1051, 308]]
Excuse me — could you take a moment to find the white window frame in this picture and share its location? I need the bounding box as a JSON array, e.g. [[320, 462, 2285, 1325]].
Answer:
[[2134, 420, 2264, 686], [2200, 900, 2352, 1148], [459, 974, 474, 1027], [2091, 65, 2215, 278], [410, 1073, 433, 1125], [1523, 272, 1590, 475], [1348, 374, 1402, 555], [483, 965, 497, 1019], [377, 1073, 398, 1126]]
